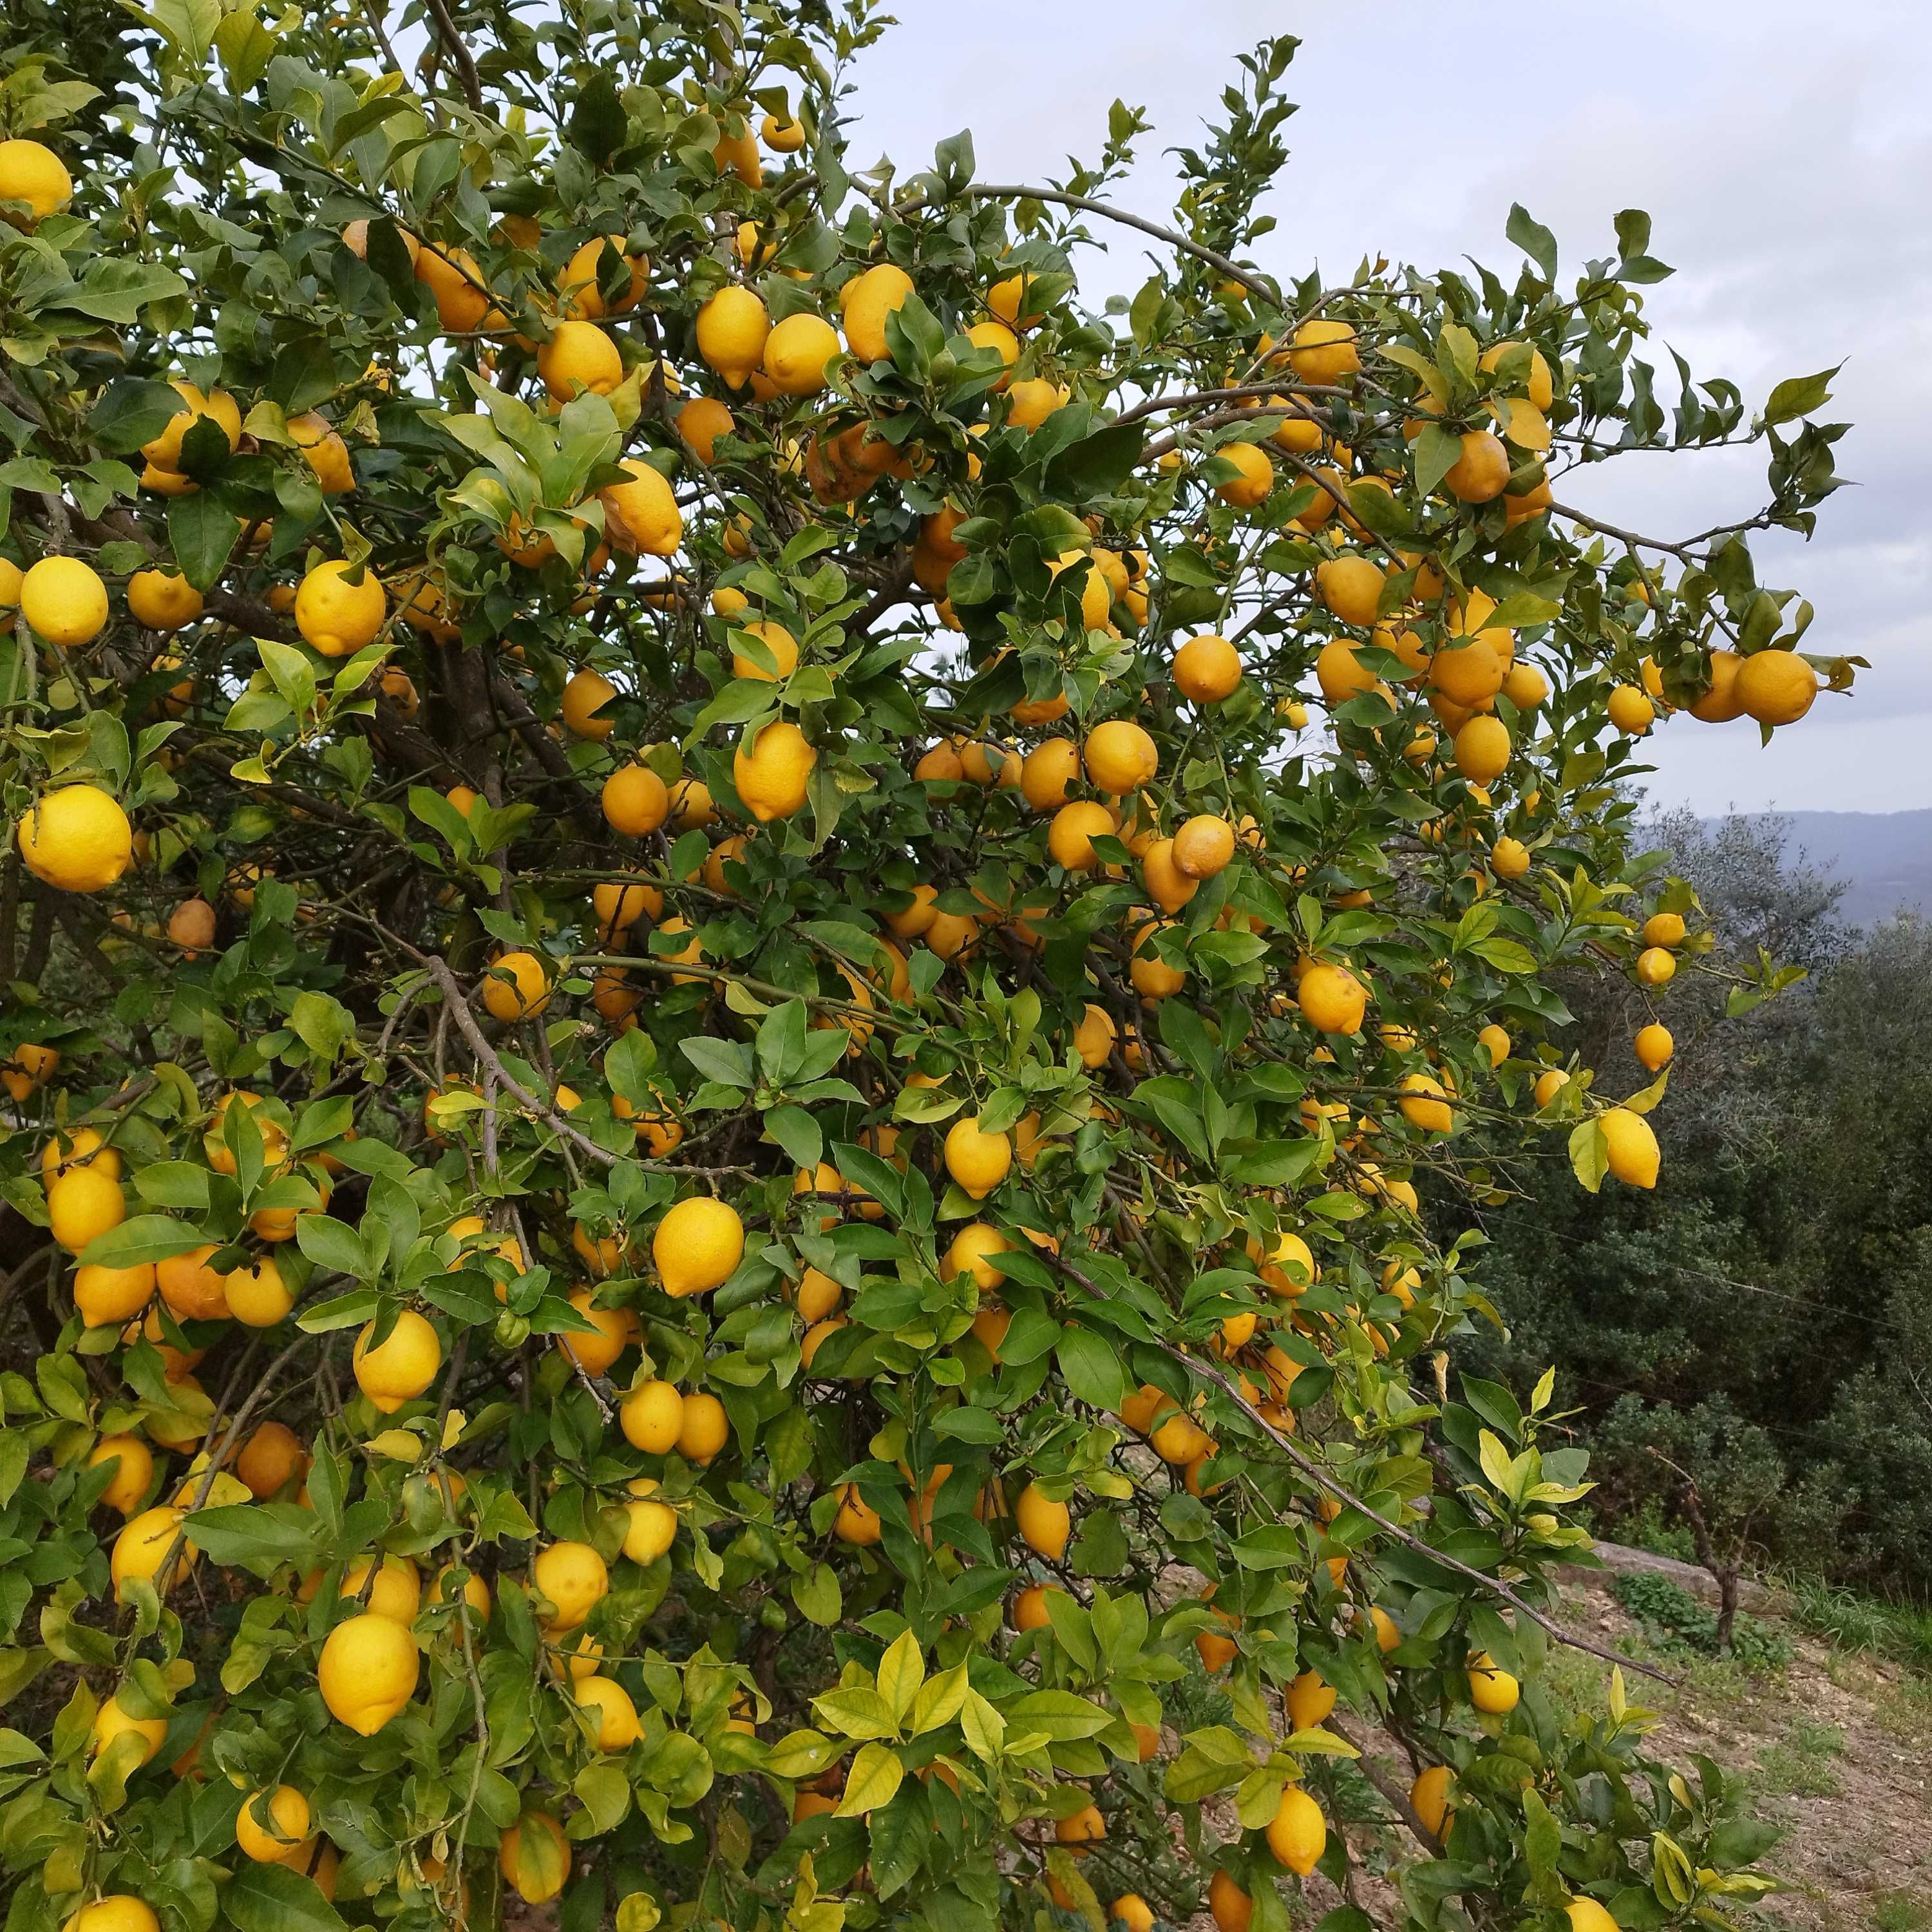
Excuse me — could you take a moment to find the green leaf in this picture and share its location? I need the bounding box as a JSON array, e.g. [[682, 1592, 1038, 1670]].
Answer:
[[182, 1502, 325, 1575], [1055, 1326, 1127, 1411], [79, 1216, 207, 1269], [1044, 422, 1144, 502], [221, 1859, 350, 1931], [791, 1562, 841, 1627], [167, 492, 242, 592], [88, 378, 184, 456], [1412, 424, 1464, 500], [569, 72, 628, 164], [1001, 1691, 1111, 1741], [294, 1214, 370, 1280], [1763, 367, 1839, 426], [1567, 1119, 1607, 1195], [1506, 203, 1558, 281]]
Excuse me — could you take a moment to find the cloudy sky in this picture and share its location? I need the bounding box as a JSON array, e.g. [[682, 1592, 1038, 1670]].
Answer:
[[848, 0, 1932, 817]]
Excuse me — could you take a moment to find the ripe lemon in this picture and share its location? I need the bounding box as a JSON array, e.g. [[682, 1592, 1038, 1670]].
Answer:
[[299, 1553, 421, 1623], [1429, 635, 1504, 707], [1566, 1900, 1620, 1932], [499, 1811, 571, 1904], [1634, 945, 1675, 987], [225, 1257, 294, 1328], [1736, 648, 1817, 726], [1020, 739, 1079, 811], [1297, 963, 1366, 1036], [481, 949, 550, 1021], [236, 1784, 311, 1862], [763, 312, 840, 395], [558, 234, 648, 317], [1214, 441, 1274, 507], [558, 1289, 634, 1374], [1399, 1073, 1454, 1134], [73, 1261, 155, 1327], [1266, 1784, 1327, 1873], [1492, 836, 1531, 879], [572, 1674, 641, 1750], [1466, 1649, 1520, 1713], [731, 618, 797, 682], [623, 1481, 678, 1564], [1478, 1023, 1511, 1068], [318, 1611, 419, 1733], [92, 1693, 167, 1766], [965, 319, 1019, 383], [676, 1390, 730, 1463], [734, 719, 817, 821], [1128, 917, 1186, 998], [1286, 1669, 1337, 1732], [352, 1309, 442, 1412], [48, 1164, 126, 1254], [1316, 554, 1385, 627], [65, 1899, 161, 1932], [1411, 1763, 1454, 1838], [944, 1115, 1012, 1199], [1533, 1068, 1571, 1108], [1454, 715, 1511, 784], [675, 393, 735, 464], [531, 1540, 609, 1629], [561, 667, 619, 739], [140, 379, 242, 472], [1599, 1107, 1659, 1188], [1287, 318, 1359, 385], [126, 569, 204, 630], [1443, 430, 1511, 502], [600, 458, 683, 556], [156, 1244, 229, 1320], [1007, 377, 1067, 429], [20, 556, 108, 649], [1607, 685, 1654, 735], [537, 318, 623, 399], [1084, 720, 1157, 794], [696, 285, 771, 386], [762, 113, 806, 152], [1173, 634, 1242, 703], [1142, 838, 1198, 914], [620, 1379, 685, 1454], [294, 560, 385, 657], [842, 262, 915, 364], [1480, 339, 1555, 412], [600, 764, 669, 836], [87, 1434, 155, 1515], [654, 1196, 744, 1297], [1208, 1871, 1252, 1932], [941, 1222, 1012, 1292], [1171, 814, 1236, 882], [1504, 661, 1549, 708], [1689, 648, 1746, 722], [1014, 1481, 1069, 1560], [1642, 911, 1685, 947], [0, 138, 73, 223], [1048, 800, 1115, 872], [235, 1419, 306, 1498], [1072, 1003, 1116, 1070], [1634, 1023, 1674, 1071], [111, 1504, 194, 1599], [287, 411, 354, 493], [1315, 639, 1377, 704]]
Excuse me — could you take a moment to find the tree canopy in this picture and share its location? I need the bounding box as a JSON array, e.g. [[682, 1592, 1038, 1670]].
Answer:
[[0, 6, 1855, 1931]]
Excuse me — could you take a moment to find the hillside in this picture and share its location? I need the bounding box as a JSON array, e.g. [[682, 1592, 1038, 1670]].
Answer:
[[1705, 811, 1932, 929]]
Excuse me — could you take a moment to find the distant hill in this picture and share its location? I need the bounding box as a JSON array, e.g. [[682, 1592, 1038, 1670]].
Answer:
[[1704, 810, 1932, 929]]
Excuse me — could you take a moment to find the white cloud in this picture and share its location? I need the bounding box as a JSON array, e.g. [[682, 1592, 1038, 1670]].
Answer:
[[849, 0, 1932, 811]]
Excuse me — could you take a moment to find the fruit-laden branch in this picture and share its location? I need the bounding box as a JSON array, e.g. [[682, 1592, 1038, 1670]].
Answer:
[[1052, 1255, 1681, 1687]]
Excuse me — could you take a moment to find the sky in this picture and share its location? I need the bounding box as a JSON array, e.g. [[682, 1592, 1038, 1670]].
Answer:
[[846, 0, 1932, 817]]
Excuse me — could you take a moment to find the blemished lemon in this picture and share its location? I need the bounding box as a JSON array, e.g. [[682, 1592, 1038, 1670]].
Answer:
[[235, 1784, 311, 1862], [480, 949, 550, 1021], [317, 1611, 419, 1733], [20, 556, 109, 648], [48, 1164, 126, 1254], [1172, 634, 1242, 703], [537, 317, 623, 400], [620, 1379, 685, 1454], [287, 411, 354, 493], [695, 285, 770, 386], [943, 1116, 1012, 1199], [87, 1434, 155, 1515], [842, 262, 914, 364], [762, 312, 840, 395], [294, 560, 386, 657], [126, 569, 204, 630], [1296, 963, 1366, 1036], [1173, 814, 1235, 880], [1014, 1481, 1069, 1559], [0, 138, 74, 223], [531, 1540, 609, 1629], [561, 667, 619, 739], [1266, 1785, 1327, 1873], [600, 458, 683, 556], [654, 1196, 744, 1297], [734, 719, 816, 821], [352, 1309, 442, 1412], [234, 1419, 306, 1497]]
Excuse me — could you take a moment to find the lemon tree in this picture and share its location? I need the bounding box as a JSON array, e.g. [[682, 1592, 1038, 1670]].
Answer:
[[0, 8, 1853, 1932]]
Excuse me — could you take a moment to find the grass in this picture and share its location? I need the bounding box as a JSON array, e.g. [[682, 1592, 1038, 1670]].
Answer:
[[1783, 1576, 1932, 1674], [1752, 1721, 1844, 1799], [1612, 1571, 1792, 1672], [1871, 1891, 1930, 1932]]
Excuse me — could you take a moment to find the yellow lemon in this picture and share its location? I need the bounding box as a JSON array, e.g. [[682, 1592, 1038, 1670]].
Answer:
[[0, 138, 74, 223], [20, 556, 108, 648], [763, 312, 840, 395], [531, 1540, 609, 1629], [842, 262, 915, 364], [654, 1197, 744, 1297], [318, 1611, 419, 1733], [696, 285, 770, 386], [294, 560, 385, 658], [600, 458, 683, 556], [1265, 1784, 1327, 1874], [352, 1309, 442, 1412], [734, 719, 816, 821], [235, 1784, 311, 1863]]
